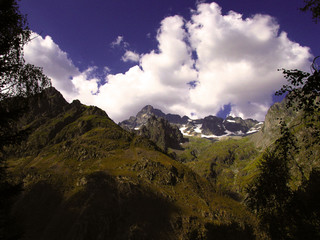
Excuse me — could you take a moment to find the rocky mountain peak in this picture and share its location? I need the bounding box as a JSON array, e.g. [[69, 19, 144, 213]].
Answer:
[[140, 104, 155, 112], [119, 105, 188, 129], [201, 115, 225, 136], [120, 105, 263, 140], [137, 115, 184, 151], [135, 105, 165, 125]]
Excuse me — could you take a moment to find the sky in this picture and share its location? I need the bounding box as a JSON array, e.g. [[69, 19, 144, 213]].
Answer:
[[19, 0, 319, 122]]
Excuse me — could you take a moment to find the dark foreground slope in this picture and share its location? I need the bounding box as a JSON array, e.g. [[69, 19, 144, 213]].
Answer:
[[4, 88, 264, 240]]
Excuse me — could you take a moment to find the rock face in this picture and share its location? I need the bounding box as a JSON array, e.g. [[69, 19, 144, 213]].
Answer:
[[137, 115, 184, 151], [120, 105, 262, 139], [224, 116, 259, 133], [5, 88, 262, 240], [249, 93, 320, 200], [119, 105, 189, 130], [201, 116, 225, 136], [250, 97, 297, 149]]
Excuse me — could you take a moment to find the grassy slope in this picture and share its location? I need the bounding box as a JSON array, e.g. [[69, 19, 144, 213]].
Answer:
[[173, 136, 261, 199], [171, 96, 320, 202], [5, 89, 264, 240]]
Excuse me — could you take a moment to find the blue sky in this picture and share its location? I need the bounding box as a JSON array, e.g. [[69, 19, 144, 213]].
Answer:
[[20, 0, 318, 122]]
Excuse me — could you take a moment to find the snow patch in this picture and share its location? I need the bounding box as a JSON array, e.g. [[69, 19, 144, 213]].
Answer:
[[179, 126, 193, 136], [194, 124, 202, 133], [245, 122, 264, 134], [201, 134, 217, 138], [246, 129, 259, 134]]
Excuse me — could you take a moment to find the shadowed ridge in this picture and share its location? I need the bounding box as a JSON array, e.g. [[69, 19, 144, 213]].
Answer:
[[5, 88, 263, 239]]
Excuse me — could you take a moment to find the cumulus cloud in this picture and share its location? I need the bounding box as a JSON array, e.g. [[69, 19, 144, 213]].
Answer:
[[93, 15, 198, 121], [24, 2, 312, 122], [121, 50, 140, 62], [24, 34, 78, 96], [186, 3, 311, 120], [24, 33, 99, 102]]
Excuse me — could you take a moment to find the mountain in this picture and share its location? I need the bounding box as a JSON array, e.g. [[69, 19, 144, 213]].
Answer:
[[250, 97, 298, 149], [120, 105, 263, 139], [250, 94, 320, 188], [119, 105, 189, 130], [3, 88, 262, 240], [136, 115, 184, 151], [119, 106, 264, 198], [171, 94, 320, 201]]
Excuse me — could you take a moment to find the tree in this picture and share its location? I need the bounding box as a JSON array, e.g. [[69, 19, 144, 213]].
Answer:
[[276, 57, 320, 115], [301, 0, 320, 23], [246, 124, 297, 239], [287, 169, 320, 239], [0, 0, 51, 101], [0, 0, 51, 153], [0, 1, 51, 239], [247, 2, 320, 238]]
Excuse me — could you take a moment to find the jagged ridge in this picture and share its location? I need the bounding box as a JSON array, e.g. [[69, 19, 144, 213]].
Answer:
[[120, 105, 263, 139], [5, 88, 262, 240]]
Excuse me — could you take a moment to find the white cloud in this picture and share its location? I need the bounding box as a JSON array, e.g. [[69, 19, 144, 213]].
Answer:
[[92, 15, 198, 121], [121, 50, 140, 62], [186, 3, 311, 120], [110, 35, 129, 48], [23, 2, 312, 122], [111, 35, 123, 47], [24, 34, 79, 97], [24, 33, 99, 102]]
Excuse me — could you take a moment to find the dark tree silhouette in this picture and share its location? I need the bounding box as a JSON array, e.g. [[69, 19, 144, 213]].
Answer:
[[276, 57, 320, 115], [0, 0, 51, 150], [0, 0, 51, 101], [0, 1, 51, 239], [301, 0, 320, 23], [287, 169, 320, 239], [246, 123, 297, 239]]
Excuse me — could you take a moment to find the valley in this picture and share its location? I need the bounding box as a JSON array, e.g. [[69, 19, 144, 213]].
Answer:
[[3, 88, 264, 239], [1, 1, 319, 239], [2, 86, 319, 240]]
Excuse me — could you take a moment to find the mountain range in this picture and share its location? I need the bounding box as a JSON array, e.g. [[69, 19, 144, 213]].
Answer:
[[120, 105, 263, 139], [3, 87, 320, 240], [3, 88, 263, 239]]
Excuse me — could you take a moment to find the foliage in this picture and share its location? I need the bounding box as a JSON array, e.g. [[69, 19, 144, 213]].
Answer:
[[276, 57, 320, 151], [288, 169, 320, 239], [301, 0, 320, 23], [275, 59, 320, 238], [245, 124, 296, 239], [0, 0, 52, 160], [276, 57, 320, 115], [0, 0, 51, 101], [0, 0, 52, 161], [0, 1, 51, 239], [247, 54, 320, 238]]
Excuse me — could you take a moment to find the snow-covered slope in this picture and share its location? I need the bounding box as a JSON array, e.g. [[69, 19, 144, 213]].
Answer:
[[120, 105, 263, 139]]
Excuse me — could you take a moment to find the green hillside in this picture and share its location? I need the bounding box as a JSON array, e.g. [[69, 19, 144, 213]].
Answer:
[[172, 136, 260, 199], [3, 87, 320, 240], [3, 88, 264, 240]]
